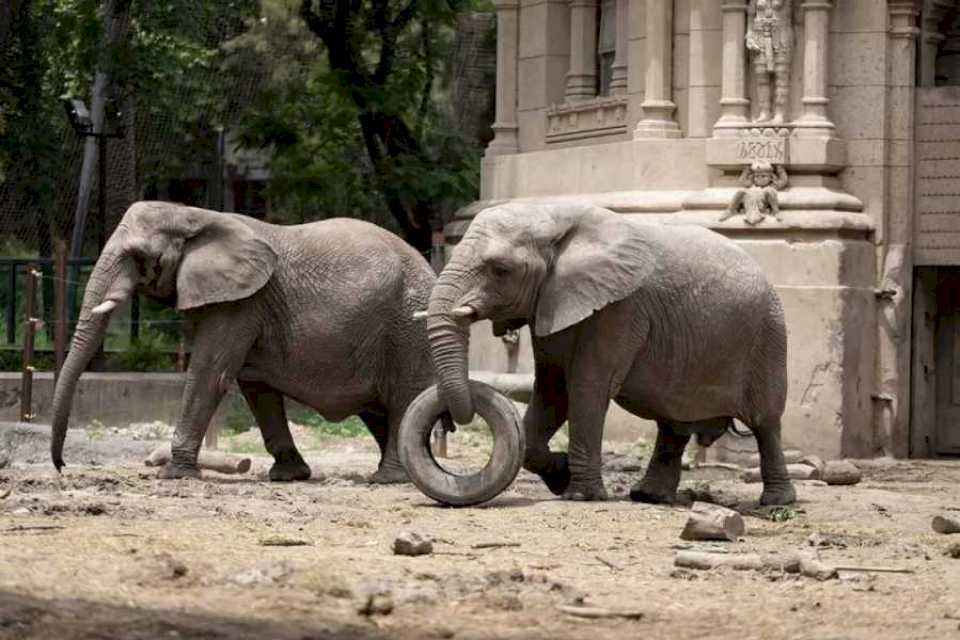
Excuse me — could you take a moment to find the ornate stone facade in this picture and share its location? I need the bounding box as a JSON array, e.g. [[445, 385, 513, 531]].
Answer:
[[464, 0, 960, 461]]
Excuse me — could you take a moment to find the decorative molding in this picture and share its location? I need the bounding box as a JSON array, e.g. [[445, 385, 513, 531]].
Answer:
[[545, 96, 629, 143]]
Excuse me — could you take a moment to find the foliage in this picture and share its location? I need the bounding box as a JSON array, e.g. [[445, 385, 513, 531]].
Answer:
[[103, 328, 175, 371], [224, 0, 488, 248]]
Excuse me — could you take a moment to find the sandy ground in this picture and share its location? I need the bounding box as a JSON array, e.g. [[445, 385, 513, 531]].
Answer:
[[1, 424, 960, 640]]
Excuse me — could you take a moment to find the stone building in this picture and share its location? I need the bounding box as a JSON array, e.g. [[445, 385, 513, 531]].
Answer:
[[453, 0, 960, 459]]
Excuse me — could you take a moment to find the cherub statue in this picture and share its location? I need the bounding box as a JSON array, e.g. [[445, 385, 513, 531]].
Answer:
[[720, 161, 789, 225], [746, 0, 793, 124]]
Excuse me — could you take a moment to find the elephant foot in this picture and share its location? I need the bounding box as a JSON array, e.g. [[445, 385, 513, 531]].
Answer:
[[539, 452, 571, 496], [157, 463, 201, 480], [629, 479, 677, 505], [269, 458, 312, 482], [369, 463, 409, 485], [760, 482, 796, 506], [561, 479, 608, 502]]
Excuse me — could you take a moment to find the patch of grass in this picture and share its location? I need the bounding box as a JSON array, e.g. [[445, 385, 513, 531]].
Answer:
[[768, 506, 803, 523], [289, 407, 367, 438]]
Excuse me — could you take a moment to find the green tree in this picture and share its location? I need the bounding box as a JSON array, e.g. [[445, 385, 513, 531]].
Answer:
[[294, 0, 484, 251]]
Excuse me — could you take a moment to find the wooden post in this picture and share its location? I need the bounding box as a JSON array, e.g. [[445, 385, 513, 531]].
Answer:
[[53, 241, 68, 381], [20, 264, 39, 422]]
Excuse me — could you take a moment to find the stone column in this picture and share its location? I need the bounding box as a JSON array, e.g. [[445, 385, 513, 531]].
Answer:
[[794, 0, 835, 137], [565, 0, 599, 101], [485, 0, 520, 157], [610, 0, 629, 95], [879, 0, 921, 458], [713, 0, 749, 134], [634, 0, 681, 138]]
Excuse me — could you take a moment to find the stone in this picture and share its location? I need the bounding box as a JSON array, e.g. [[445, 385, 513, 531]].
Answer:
[[357, 594, 394, 616], [822, 460, 862, 485], [933, 515, 960, 535], [944, 543, 960, 559], [680, 502, 745, 542], [393, 532, 434, 556]]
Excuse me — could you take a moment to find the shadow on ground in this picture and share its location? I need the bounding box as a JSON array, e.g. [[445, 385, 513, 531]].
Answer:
[[0, 589, 385, 640]]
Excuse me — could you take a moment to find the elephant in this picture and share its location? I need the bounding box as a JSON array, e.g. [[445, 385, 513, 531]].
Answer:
[[50, 201, 437, 483], [424, 201, 795, 505]]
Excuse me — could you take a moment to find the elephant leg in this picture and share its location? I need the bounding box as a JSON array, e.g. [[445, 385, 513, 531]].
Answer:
[[238, 379, 310, 482], [751, 416, 796, 505], [521, 363, 570, 495], [562, 383, 610, 502], [630, 420, 690, 504], [361, 409, 408, 484], [159, 315, 255, 480]]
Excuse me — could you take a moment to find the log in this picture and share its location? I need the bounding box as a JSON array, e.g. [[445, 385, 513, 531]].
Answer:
[[680, 502, 744, 542], [741, 449, 803, 468], [933, 515, 960, 535], [741, 463, 820, 483], [822, 460, 862, 485], [798, 455, 825, 479], [674, 551, 838, 580], [143, 444, 251, 474], [556, 605, 644, 620]]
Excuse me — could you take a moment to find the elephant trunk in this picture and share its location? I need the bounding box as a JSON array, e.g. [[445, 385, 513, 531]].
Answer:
[[51, 235, 135, 470], [427, 268, 476, 425]]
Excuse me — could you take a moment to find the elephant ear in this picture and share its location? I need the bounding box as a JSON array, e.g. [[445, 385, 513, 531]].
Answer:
[[176, 214, 278, 311], [534, 209, 655, 337]]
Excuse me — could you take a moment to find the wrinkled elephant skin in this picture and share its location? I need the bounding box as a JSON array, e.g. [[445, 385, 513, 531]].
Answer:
[[51, 202, 436, 484], [425, 202, 795, 506]]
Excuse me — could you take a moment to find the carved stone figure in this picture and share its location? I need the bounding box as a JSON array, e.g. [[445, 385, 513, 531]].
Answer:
[[746, 0, 793, 124], [721, 161, 789, 224], [412, 202, 796, 506], [50, 202, 440, 484]]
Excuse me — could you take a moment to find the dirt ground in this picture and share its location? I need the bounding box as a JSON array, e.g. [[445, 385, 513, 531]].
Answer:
[[2, 425, 960, 640]]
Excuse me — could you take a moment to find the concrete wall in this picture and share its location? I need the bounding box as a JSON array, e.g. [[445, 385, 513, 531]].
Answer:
[[0, 372, 229, 430]]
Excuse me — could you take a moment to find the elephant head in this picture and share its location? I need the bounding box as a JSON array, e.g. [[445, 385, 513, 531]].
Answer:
[[426, 202, 655, 424], [51, 201, 277, 470]]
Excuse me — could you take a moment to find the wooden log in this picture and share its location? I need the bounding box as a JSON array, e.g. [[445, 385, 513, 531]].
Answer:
[[143, 444, 251, 474], [933, 515, 960, 535], [674, 551, 838, 580], [798, 455, 825, 479], [822, 460, 862, 485], [741, 449, 803, 468], [680, 502, 745, 542], [741, 463, 820, 483]]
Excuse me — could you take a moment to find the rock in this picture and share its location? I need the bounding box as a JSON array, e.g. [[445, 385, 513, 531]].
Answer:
[[807, 532, 848, 549], [944, 543, 960, 559], [259, 535, 311, 547], [934, 515, 960, 535], [797, 558, 838, 581], [10, 507, 30, 516], [227, 561, 294, 587], [822, 460, 862, 485], [357, 594, 394, 616], [393, 531, 433, 556], [680, 502, 745, 542]]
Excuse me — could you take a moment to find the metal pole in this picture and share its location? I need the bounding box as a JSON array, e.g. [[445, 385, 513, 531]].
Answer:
[[20, 265, 39, 422], [54, 241, 68, 381]]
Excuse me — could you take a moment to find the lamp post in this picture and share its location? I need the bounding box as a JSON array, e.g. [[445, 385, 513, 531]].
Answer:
[[62, 97, 125, 254], [62, 97, 128, 351]]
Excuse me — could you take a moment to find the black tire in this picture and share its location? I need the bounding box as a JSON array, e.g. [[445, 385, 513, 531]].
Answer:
[[398, 381, 524, 507]]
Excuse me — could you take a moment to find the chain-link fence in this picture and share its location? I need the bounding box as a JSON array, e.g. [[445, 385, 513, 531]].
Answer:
[[0, 1, 495, 372]]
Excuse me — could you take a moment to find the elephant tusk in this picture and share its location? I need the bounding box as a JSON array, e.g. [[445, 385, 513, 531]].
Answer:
[[451, 306, 475, 319], [91, 300, 118, 316], [413, 310, 428, 320]]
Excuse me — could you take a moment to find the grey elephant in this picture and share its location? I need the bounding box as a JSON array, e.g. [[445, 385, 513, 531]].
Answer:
[[51, 201, 436, 483], [424, 202, 795, 505]]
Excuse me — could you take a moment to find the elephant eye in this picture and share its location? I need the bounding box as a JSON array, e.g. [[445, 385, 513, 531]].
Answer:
[[489, 261, 512, 278]]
